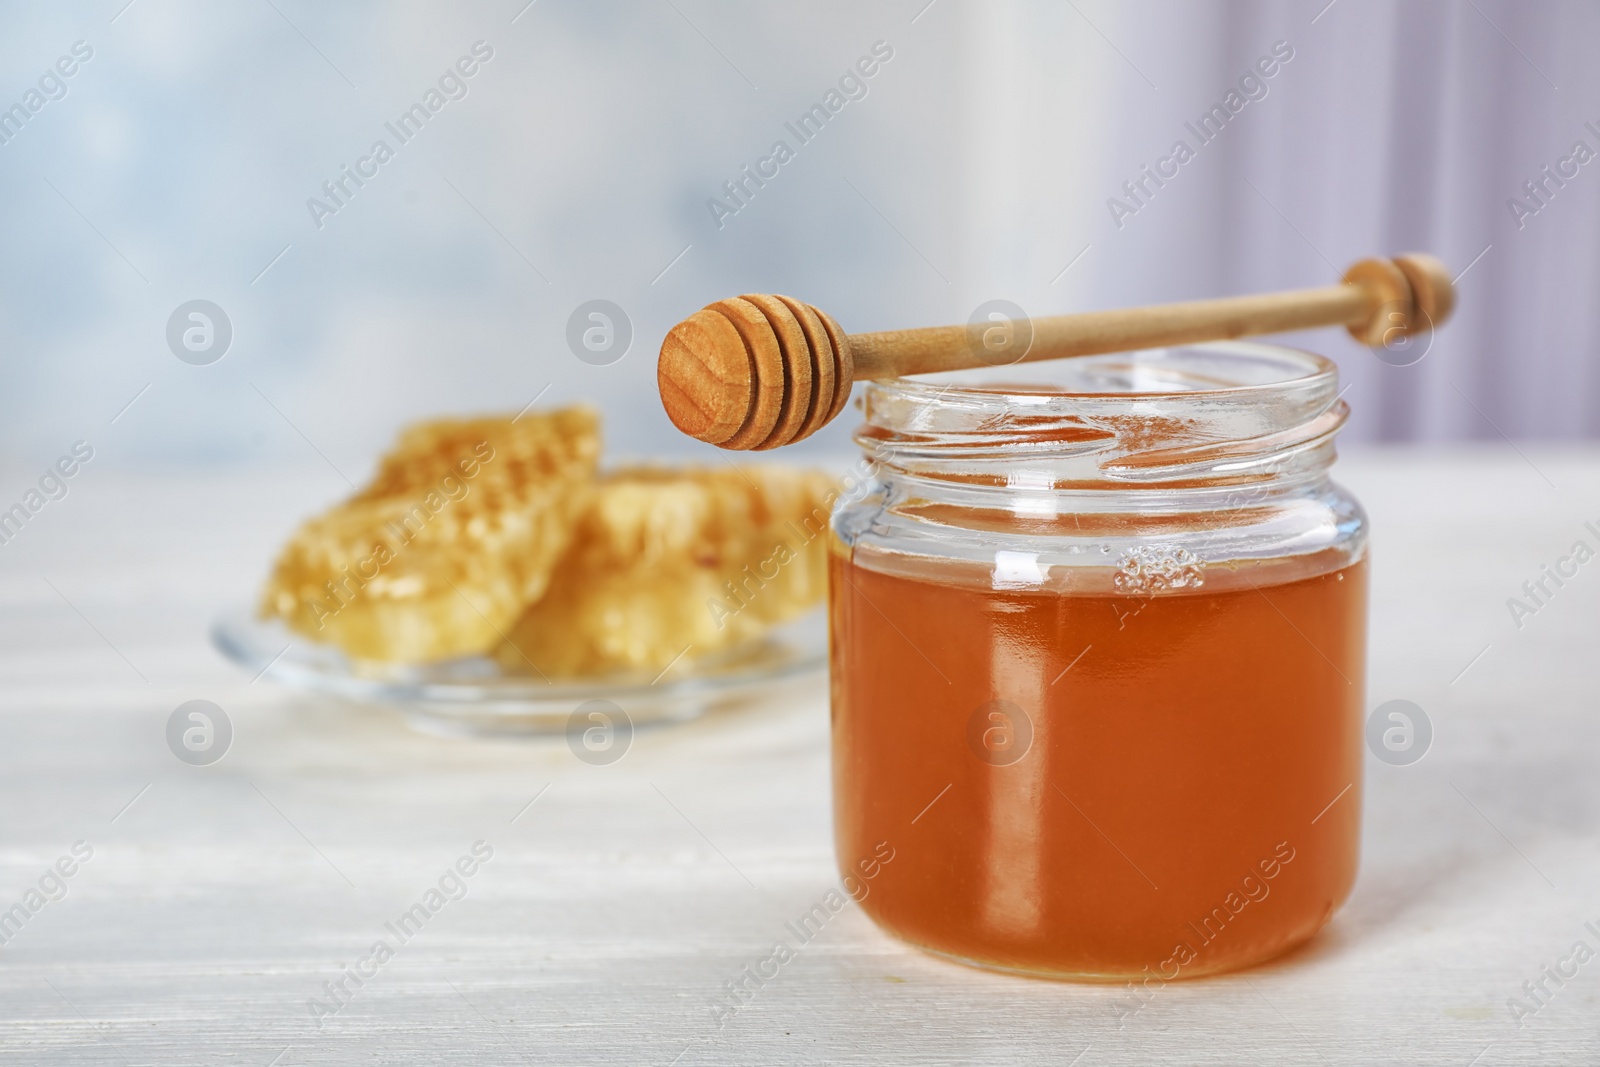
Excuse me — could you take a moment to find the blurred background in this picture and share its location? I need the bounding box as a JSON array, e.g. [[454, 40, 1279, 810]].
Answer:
[[0, 0, 1596, 477]]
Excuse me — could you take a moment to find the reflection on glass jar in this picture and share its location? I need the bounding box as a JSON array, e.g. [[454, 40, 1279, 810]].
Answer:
[[829, 341, 1367, 980]]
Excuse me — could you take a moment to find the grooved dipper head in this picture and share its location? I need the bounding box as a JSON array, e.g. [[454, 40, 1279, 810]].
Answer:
[[658, 294, 852, 450]]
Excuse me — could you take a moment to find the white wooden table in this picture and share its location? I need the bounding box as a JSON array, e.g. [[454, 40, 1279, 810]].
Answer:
[[1, 447, 1597, 1065]]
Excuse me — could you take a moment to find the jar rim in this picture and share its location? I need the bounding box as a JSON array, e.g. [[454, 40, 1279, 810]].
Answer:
[[856, 340, 1345, 489], [869, 339, 1336, 405]]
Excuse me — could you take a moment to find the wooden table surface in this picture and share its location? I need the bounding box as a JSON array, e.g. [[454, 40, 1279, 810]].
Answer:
[[1, 446, 1597, 1065]]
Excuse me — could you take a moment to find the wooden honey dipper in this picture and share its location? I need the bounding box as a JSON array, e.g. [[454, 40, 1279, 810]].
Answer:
[[657, 253, 1454, 449]]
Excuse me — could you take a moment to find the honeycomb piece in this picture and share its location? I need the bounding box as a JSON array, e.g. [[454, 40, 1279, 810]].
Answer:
[[498, 465, 837, 679], [260, 408, 599, 663], [359, 408, 599, 501]]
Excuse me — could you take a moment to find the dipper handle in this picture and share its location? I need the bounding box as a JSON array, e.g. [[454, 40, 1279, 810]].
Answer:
[[658, 253, 1454, 450]]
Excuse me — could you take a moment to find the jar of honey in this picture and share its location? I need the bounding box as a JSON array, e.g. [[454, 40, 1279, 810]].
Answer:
[[829, 341, 1366, 981]]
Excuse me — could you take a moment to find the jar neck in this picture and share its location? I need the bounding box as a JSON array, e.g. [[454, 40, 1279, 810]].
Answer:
[[860, 456, 1338, 520], [853, 342, 1346, 505]]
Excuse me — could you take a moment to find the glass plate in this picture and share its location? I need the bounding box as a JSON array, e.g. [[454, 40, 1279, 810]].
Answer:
[[211, 607, 826, 736]]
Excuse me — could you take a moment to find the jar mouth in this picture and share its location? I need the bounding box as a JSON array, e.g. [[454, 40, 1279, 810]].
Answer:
[[856, 341, 1345, 490]]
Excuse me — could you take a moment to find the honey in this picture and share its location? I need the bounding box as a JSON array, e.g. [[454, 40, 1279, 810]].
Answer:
[[830, 551, 1366, 979], [826, 341, 1370, 979]]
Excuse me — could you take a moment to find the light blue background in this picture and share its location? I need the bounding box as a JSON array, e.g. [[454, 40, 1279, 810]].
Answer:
[[1, 0, 1594, 480]]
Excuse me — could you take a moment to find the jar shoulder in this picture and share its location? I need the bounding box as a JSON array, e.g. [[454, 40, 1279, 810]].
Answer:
[[832, 476, 1367, 588]]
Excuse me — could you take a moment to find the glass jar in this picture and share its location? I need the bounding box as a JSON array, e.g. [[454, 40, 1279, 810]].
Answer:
[[829, 341, 1366, 981]]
